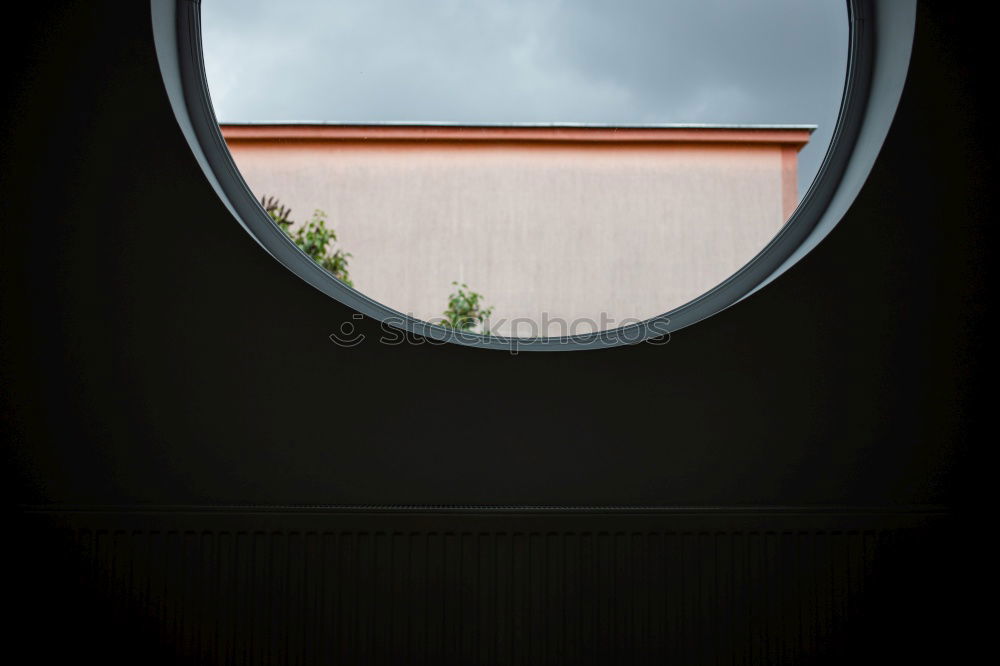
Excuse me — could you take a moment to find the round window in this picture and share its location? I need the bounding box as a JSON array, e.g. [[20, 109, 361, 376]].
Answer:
[[152, 0, 915, 351]]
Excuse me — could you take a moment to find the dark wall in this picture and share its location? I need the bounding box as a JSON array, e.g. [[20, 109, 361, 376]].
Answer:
[[0, 3, 988, 509], [1, 2, 988, 663]]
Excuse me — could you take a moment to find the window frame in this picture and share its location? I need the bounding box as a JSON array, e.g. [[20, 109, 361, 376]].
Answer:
[[151, 0, 915, 352]]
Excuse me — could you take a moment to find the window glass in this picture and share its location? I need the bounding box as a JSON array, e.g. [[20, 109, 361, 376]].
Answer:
[[202, 0, 848, 338]]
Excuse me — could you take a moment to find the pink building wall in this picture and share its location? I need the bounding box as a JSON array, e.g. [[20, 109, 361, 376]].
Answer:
[[223, 124, 811, 336]]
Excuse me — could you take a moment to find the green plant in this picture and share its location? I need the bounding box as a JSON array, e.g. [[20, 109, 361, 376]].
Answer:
[[441, 281, 493, 334], [260, 196, 353, 286]]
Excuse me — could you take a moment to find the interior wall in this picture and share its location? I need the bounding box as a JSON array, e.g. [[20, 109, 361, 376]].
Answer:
[[0, 2, 990, 662], [0, 2, 987, 509]]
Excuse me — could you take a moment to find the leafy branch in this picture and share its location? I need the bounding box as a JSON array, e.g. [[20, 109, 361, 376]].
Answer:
[[261, 196, 353, 287], [440, 281, 493, 334]]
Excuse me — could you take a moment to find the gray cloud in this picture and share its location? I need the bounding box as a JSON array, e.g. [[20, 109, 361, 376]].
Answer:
[[202, 0, 847, 195]]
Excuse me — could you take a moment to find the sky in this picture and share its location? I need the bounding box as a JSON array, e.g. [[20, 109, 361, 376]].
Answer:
[[202, 0, 848, 197]]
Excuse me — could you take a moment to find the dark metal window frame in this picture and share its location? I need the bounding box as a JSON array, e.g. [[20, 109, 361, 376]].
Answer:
[[151, 0, 915, 352]]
